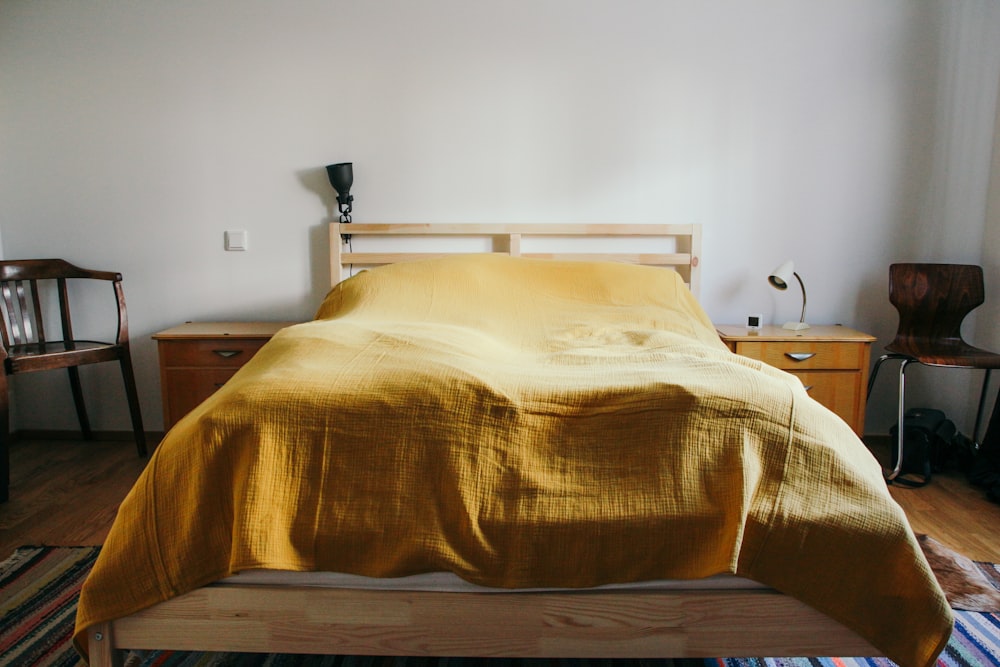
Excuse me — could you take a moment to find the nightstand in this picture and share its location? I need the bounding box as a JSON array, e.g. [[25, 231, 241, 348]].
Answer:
[[716, 324, 876, 436], [153, 321, 298, 429]]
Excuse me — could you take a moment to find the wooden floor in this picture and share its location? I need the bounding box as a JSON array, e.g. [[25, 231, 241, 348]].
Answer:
[[1, 436, 999, 562], [0, 437, 149, 556], [888, 465, 1000, 562]]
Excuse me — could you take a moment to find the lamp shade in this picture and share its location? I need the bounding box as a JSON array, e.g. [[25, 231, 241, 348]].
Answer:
[[767, 260, 809, 330], [325, 163, 353, 198], [768, 260, 795, 290]]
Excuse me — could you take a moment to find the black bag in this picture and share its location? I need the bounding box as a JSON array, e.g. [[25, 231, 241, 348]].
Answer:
[[969, 393, 1000, 500], [888, 408, 956, 487]]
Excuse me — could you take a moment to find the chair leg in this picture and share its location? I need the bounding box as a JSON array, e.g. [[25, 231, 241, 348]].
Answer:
[[866, 353, 914, 482], [0, 371, 9, 503], [867, 354, 893, 400], [887, 358, 916, 482], [118, 352, 147, 457], [67, 366, 93, 440], [973, 369, 993, 446]]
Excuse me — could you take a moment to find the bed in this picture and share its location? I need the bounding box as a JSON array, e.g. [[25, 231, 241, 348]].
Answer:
[[75, 223, 951, 667]]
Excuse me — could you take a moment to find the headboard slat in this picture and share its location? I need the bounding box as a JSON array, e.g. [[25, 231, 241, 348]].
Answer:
[[330, 223, 702, 297]]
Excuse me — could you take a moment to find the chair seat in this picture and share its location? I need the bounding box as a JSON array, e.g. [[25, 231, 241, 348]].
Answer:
[[6, 340, 122, 373], [885, 340, 1000, 369]]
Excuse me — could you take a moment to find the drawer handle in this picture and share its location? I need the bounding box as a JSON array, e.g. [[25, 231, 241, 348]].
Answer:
[[213, 349, 243, 358], [785, 352, 816, 362]]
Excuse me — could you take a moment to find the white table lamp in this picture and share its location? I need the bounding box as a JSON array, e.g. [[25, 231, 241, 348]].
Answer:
[[768, 260, 810, 330]]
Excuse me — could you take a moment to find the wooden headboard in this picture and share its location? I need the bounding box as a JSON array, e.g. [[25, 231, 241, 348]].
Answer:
[[329, 223, 702, 297]]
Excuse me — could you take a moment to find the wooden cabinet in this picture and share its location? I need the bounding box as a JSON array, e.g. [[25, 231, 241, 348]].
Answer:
[[153, 322, 297, 429], [716, 324, 876, 436]]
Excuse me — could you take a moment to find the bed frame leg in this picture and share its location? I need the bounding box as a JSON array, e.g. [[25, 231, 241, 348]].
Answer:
[[88, 622, 123, 667]]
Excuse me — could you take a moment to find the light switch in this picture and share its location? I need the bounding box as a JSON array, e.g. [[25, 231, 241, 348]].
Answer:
[[225, 230, 248, 251]]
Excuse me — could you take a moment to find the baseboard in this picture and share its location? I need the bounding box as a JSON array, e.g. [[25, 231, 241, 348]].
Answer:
[[11, 429, 166, 444]]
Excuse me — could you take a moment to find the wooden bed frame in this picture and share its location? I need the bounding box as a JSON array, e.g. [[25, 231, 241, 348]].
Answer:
[[88, 585, 877, 665], [86, 223, 882, 665]]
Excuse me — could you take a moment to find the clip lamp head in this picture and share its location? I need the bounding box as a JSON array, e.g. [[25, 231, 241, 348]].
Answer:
[[325, 162, 354, 223]]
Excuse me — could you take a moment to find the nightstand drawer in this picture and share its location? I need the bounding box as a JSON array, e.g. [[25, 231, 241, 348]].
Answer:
[[790, 370, 866, 429], [716, 324, 875, 436], [161, 368, 241, 421], [153, 321, 298, 430], [158, 339, 269, 368], [732, 341, 866, 370]]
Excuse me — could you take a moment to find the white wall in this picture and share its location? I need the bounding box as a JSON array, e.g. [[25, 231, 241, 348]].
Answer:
[[1, 0, 999, 436], [977, 64, 1000, 441]]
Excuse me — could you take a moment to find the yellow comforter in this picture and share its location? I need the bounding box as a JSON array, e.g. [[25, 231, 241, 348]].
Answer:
[[74, 255, 951, 666]]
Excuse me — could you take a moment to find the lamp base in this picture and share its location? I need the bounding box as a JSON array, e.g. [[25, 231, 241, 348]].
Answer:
[[782, 321, 811, 331]]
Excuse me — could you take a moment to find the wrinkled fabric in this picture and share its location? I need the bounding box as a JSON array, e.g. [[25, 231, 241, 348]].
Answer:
[[75, 255, 951, 667]]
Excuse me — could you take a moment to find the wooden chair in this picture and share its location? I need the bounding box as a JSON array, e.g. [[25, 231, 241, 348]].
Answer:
[[0, 259, 146, 502], [867, 263, 1000, 482]]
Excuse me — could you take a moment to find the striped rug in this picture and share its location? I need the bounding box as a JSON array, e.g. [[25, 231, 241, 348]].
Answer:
[[0, 546, 98, 667], [2, 547, 999, 667]]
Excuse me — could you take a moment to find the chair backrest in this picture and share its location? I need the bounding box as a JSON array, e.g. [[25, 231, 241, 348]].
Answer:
[[888, 263, 984, 347], [0, 259, 126, 351]]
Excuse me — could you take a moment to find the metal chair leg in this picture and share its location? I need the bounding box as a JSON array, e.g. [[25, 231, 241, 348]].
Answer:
[[868, 353, 913, 482], [867, 354, 893, 400], [887, 358, 915, 482], [973, 369, 993, 446]]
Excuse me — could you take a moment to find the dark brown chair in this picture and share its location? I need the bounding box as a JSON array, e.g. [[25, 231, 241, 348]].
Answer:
[[0, 259, 146, 502], [867, 263, 1000, 482]]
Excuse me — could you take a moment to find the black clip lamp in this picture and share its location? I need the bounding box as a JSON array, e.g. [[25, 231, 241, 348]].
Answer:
[[326, 162, 354, 242], [768, 260, 810, 330]]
